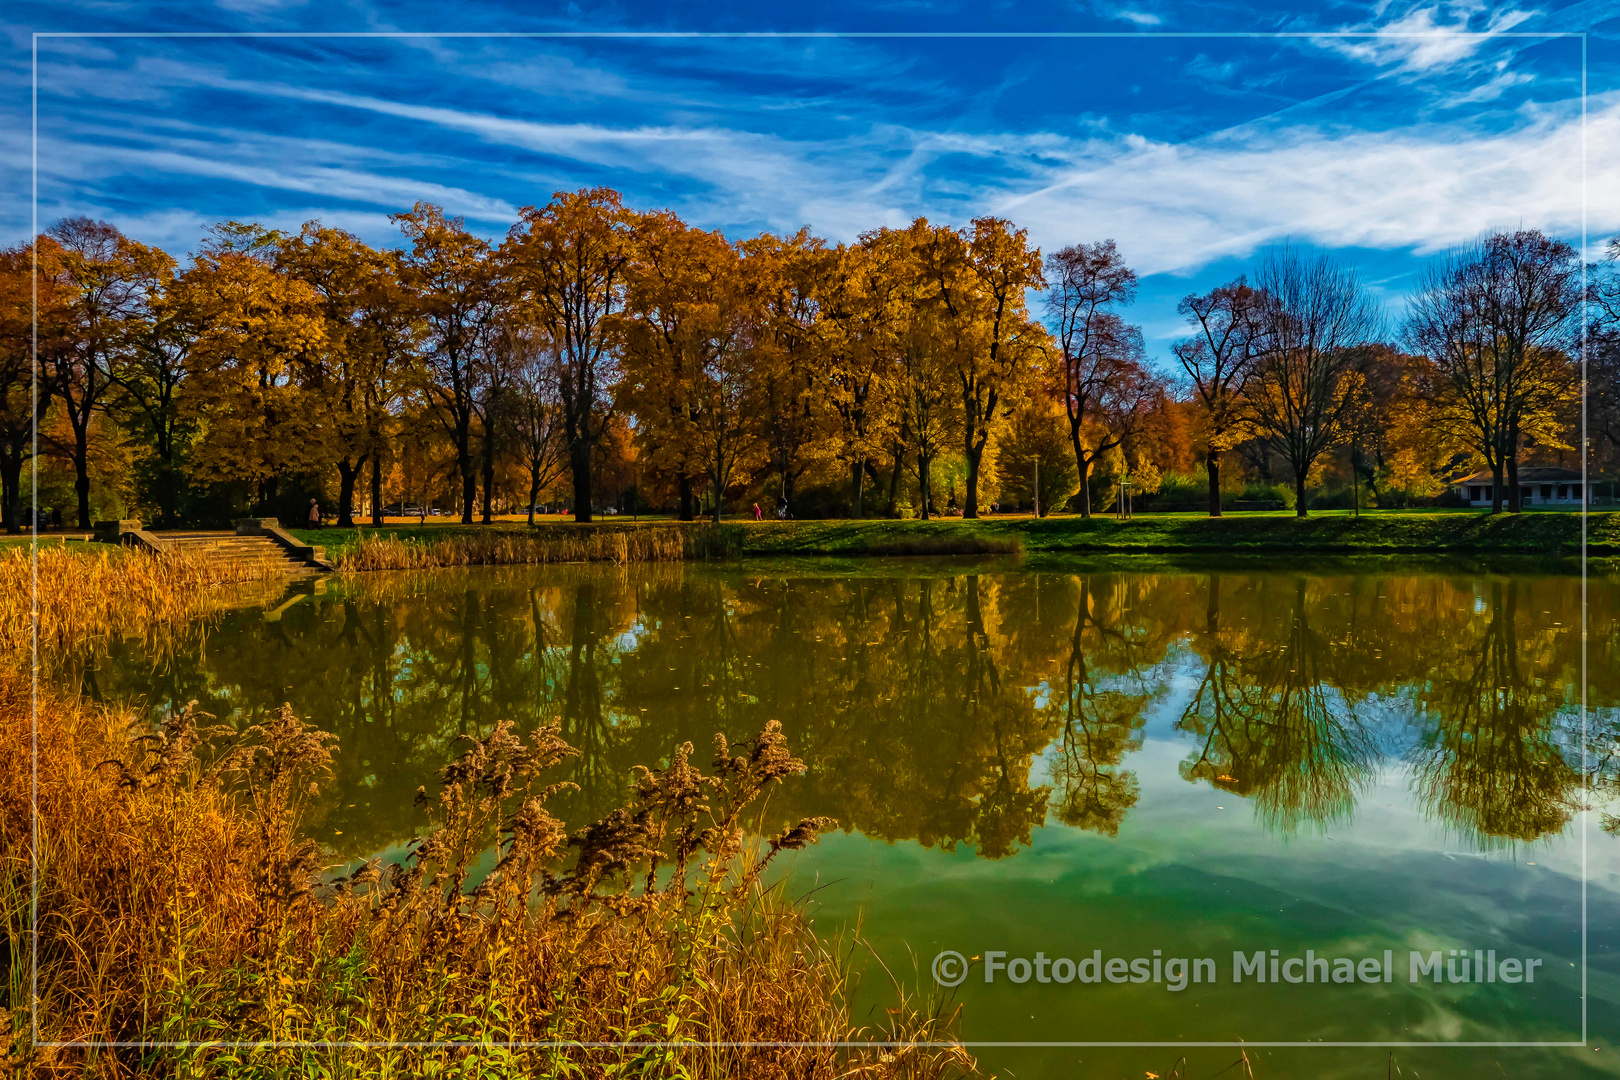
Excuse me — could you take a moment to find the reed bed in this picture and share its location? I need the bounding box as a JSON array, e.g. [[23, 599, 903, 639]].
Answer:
[[1, 670, 978, 1079], [0, 545, 287, 658], [335, 524, 743, 573]]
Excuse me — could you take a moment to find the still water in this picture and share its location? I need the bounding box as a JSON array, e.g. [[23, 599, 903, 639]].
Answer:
[[64, 558, 1620, 1078]]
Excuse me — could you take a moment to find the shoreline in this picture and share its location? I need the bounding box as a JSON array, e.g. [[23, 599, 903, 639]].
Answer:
[[285, 510, 1620, 564], [9, 511, 1615, 571]]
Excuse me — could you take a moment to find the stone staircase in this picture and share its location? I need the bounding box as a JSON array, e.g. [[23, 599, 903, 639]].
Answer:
[[160, 532, 320, 576], [95, 517, 335, 576]]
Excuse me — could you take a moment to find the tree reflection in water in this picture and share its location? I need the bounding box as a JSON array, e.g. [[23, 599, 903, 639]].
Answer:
[[1177, 575, 1377, 834], [63, 562, 1608, 856], [1408, 578, 1583, 843]]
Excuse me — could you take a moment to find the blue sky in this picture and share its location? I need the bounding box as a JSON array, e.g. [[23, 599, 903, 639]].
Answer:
[[4, 1, 1618, 358]]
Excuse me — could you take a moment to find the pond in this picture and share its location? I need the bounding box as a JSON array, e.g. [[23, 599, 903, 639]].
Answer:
[[60, 557, 1620, 1078]]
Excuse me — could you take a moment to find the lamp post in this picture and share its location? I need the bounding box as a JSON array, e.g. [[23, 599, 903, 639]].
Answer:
[[1033, 455, 1040, 519]]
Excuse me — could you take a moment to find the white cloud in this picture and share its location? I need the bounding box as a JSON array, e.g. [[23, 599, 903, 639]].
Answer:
[[1315, 3, 1538, 74], [1440, 69, 1537, 106], [996, 96, 1616, 275], [201, 71, 1615, 275], [17, 47, 1616, 287]]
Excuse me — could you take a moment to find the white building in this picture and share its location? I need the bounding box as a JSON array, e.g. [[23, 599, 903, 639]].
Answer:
[[1450, 467, 1588, 508]]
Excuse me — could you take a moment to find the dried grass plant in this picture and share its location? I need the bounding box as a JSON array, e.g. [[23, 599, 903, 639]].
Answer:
[[1, 672, 978, 1079]]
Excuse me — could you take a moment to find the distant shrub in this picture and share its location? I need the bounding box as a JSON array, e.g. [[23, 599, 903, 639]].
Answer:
[[789, 483, 854, 519], [1142, 471, 1207, 512], [1233, 481, 1295, 511], [1306, 486, 1357, 510]]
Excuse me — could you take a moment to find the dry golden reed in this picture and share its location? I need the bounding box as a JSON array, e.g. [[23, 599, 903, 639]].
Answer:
[[335, 524, 742, 572], [1, 670, 977, 1080], [0, 545, 285, 658]]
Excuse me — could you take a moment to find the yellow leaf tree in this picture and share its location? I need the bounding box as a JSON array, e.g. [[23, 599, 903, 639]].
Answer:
[[178, 230, 327, 515]]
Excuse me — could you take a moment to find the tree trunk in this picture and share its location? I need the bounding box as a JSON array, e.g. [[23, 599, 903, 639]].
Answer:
[[1294, 471, 1308, 518], [711, 438, 728, 525], [885, 438, 907, 518], [155, 461, 177, 530], [917, 452, 932, 520], [1507, 451, 1521, 514], [570, 441, 593, 523], [1490, 460, 1504, 514], [481, 431, 495, 524], [258, 476, 279, 518], [528, 468, 540, 525], [336, 460, 360, 528], [1070, 428, 1093, 519], [156, 448, 177, 530], [370, 454, 384, 526], [72, 436, 92, 529], [457, 419, 475, 524], [963, 441, 983, 519], [0, 449, 20, 534], [852, 458, 865, 520], [1206, 452, 1222, 517], [678, 475, 694, 522]]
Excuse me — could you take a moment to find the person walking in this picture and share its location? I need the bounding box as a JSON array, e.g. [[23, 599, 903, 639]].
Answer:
[[308, 498, 323, 529], [752, 502, 762, 521]]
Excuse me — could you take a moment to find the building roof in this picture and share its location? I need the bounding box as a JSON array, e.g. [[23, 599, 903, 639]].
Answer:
[[1453, 467, 1585, 485]]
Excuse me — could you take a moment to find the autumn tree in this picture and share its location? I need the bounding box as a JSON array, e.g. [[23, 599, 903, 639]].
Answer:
[[44, 218, 169, 527], [1173, 278, 1265, 516], [279, 225, 412, 526], [394, 204, 500, 524], [180, 228, 327, 514], [1044, 240, 1157, 516], [1404, 230, 1581, 513], [102, 248, 192, 527], [498, 321, 568, 524], [691, 247, 768, 522], [924, 217, 1047, 517], [0, 239, 64, 533], [997, 399, 1079, 515], [827, 232, 909, 517], [618, 211, 716, 521], [897, 307, 959, 519], [503, 189, 632, 522], [1247, 247, 1381, 518], [1334, 344, 1428, 512], [472, 320, 521, 523], [353, 249, 418, 525], [851, 223, 957, 518], [744, 229, 834, 515], [1586, 236, 1620, 466]]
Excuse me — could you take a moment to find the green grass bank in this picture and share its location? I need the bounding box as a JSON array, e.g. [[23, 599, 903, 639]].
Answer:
[[280, 509, 1620, 564]]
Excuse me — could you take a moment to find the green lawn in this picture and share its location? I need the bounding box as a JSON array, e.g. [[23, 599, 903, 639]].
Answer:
[[730, 510, 1620, 556]]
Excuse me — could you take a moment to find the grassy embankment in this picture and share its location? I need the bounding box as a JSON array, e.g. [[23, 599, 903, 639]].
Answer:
[[273, 510, 1620, 568], [1, 545, 976, 1079]]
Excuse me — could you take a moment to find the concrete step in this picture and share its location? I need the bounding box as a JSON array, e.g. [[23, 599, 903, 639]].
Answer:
[[151, 532, 321, 577]]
